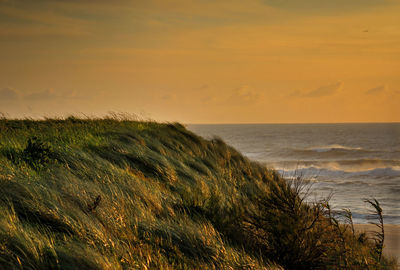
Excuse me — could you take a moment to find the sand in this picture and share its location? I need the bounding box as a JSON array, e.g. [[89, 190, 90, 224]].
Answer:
[[354, 224, 400, 265]]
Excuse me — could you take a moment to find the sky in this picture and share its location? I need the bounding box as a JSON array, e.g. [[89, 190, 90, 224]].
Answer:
[[0, 0, 399, 123]]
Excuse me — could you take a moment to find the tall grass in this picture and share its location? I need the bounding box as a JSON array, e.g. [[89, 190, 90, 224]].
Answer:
[[0, 117, 397, 269]]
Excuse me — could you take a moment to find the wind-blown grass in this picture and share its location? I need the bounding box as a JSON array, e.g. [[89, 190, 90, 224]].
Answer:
[[0, 117, 397, 269]]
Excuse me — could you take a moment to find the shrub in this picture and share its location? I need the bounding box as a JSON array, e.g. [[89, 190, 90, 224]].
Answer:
[[22, 136, 53, 170]]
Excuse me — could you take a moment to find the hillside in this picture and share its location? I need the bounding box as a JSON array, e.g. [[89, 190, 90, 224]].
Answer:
[[0, 118, 397, 269]]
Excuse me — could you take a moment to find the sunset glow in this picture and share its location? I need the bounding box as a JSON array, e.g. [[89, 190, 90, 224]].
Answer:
[[0, 0, 399, 123]]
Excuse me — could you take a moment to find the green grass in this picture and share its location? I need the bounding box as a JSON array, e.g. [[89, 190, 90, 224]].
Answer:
[[0, 117, 397, 269]]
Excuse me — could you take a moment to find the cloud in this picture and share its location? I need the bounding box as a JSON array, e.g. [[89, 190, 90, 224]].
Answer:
[[261, 0, 395, 14], [201, 95, 217, 104], [365, 85, 387, 95], [160, 93, 175, 101], [25, 89, 59, 100], [0, 3, 94, 39], [0, 87, 80, 101], [194, 85, 262, 106], [301, 81, 344, 98], [364, 85, 400, 98], [26, 89, 80, 100], [289, 90, 302, 97], [193, 84, 219, 104], [0, 87, 20, 101], [228, 85, 261, 104], [199, 84, 209, 90]]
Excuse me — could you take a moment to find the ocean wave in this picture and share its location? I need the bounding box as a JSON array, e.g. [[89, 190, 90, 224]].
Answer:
[[308, 144, 364, 152], [290, 145, 374, 158], [269, 159, 400, 173], [355, 167, 400, 177], [345, 213, 400, 224], [276, 166, 400, 179], [245, 146, 400, 162], [285, 146, 379, 159]]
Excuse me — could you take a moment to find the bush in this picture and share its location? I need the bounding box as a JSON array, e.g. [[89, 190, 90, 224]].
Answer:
[[22, 136, 53, 170]]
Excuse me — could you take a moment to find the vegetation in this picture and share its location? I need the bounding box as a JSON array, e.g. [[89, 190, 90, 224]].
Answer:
[[0, 117, 397, 269]]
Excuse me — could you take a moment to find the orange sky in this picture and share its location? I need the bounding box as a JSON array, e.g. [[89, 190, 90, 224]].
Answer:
[[0, 0, 399, 123]]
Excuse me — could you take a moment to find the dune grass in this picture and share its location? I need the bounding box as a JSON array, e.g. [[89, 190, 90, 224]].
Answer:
[[0, 117, 397, 269]]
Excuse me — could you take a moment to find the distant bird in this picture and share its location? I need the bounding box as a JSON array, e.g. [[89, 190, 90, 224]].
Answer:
[[363, 29, 369, 33]]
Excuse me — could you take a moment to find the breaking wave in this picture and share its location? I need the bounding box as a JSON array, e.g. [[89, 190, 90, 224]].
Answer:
[[308, 144, 365, 152], [269, 158, 400, 173], [275, 166, 400, 180]]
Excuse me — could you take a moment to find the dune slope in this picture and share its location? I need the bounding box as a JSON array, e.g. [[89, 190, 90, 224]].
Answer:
[[0, 118, 397, 269]]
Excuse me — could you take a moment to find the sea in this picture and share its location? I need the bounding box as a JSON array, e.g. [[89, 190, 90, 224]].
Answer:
[[188, 123, 400, 224]]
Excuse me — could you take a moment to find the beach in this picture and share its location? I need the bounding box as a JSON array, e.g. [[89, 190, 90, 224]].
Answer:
[[354, 224, 400, 264]]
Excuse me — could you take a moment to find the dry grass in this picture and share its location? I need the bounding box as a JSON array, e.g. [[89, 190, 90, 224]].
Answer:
[[0, 117, 397, 269]]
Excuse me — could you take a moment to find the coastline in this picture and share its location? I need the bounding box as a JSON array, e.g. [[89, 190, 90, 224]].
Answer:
[[354, 224, 400, 264]]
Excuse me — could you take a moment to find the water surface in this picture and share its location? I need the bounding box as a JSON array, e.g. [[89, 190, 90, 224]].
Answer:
[[188, 123, 400, 224]]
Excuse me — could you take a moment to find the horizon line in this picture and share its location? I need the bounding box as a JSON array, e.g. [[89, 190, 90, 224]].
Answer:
[[186, 121, 400, 125]]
